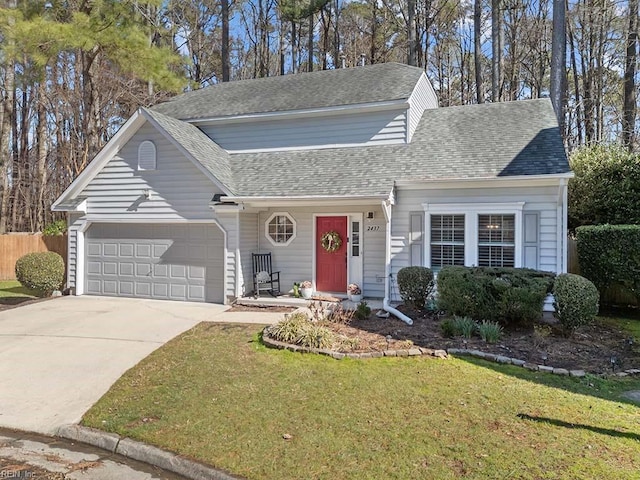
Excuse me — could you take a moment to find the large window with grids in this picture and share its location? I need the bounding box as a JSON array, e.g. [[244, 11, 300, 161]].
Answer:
[[430, 214, 465, 270], [478, 214, 515, 267]]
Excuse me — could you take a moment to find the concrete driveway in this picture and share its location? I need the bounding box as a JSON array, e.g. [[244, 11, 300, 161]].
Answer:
[[0, 296, 229, 435]]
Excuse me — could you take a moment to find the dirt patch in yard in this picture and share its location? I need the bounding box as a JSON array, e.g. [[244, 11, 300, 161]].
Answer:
[[338, 307, 640, 374]]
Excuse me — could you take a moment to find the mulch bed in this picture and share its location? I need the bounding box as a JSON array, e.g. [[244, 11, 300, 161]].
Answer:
[[325, 306, 640, 374]]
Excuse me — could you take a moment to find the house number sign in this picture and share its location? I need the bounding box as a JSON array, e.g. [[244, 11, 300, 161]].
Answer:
[[366, 225, 382, 232]]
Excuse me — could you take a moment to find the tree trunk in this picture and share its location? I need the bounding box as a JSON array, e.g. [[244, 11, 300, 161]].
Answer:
[[291, 20, 298, 73], [221, 0, 231, 81], [550, 0, 566, 128], [474, 0, 484, 103], [623, 0, 637, 150], [408, 0, 417, 66], [0, 0, 17, 234], [308, 13, 314, 71], [491, 0, 501, 101], [36, 85, 48, 232]]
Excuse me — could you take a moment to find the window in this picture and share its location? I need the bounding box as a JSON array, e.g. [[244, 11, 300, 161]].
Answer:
[[478, 214, 515, 267], [265, 213, 296, 246], [430, 214, 465, 270], [138, 140, 156, 170], [351, 221, 360, 257]]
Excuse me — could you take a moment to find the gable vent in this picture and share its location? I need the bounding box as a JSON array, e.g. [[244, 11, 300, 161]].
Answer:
[[138, 140, 157, 171]]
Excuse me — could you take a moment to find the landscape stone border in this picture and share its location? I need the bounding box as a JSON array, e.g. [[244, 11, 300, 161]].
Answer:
[[262, 328, 448, 359], [56, 424, 239, 480], [263, 328, 640, 377]]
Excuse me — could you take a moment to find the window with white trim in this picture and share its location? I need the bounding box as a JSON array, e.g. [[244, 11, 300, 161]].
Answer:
[[265, 213, 296, 246], [430, 214, 465, 270], [138, 140, 156, 170], [478, 214, 515, 267], [351, 221, 360, 257]]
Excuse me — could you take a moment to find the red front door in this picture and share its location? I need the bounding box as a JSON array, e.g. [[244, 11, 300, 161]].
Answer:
[[316, 216, 348, 293]]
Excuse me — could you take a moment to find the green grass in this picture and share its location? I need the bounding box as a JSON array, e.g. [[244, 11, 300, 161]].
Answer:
[[0, 280, 38, 305], [602, 314, 640, 339], [83, 323, 640, 480]]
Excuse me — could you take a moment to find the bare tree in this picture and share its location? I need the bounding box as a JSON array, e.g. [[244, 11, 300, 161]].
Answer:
[[622, 0, 638, 149]]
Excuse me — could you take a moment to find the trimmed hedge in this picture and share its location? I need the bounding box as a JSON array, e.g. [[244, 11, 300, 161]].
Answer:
[[576, 224, 640, 303], [568, 145, 640, 230], [553, 273, 600, 335], [15, 252, 65, 297], [437, 266, 555, 324], [397, 266, 435, 310]]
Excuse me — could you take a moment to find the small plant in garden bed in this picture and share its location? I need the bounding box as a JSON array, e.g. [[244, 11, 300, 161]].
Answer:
[[453, 316, 476, 339], [476, 320, 503, 343], [354, 301, 371, 320]]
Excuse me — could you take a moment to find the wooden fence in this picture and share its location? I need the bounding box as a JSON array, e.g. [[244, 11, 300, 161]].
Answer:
[[567, 237, 638, 307], [0, 234, 67, 280]]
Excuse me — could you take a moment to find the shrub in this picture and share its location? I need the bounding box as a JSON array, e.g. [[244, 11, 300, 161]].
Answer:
[[327, 304, 355, 325], [477, 321, 503, 343], [437, 266, 554, 325], [576, 224, 640, 304], [267, 313, 310, 343], [296, 324, 335, 349], [397, 266, 435, 310], [568, 145, 640, 230], [440, 318, 457, 338], [42, 219, 67, 236], [354, 301, 371, 320], [15, 252, 65, 296], [553, 273, 600, 335]]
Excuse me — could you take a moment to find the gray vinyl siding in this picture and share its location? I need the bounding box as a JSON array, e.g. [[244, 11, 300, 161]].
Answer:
[[255, 205, 386, 298], [238, 212, 259, 296], [199, 109, 408, 152], [215, 212, 238, 299], [391, 186, 561, 286], [80, 122, 222, 221], [407, 74, 438, 142], [67, 213, 83, 290]]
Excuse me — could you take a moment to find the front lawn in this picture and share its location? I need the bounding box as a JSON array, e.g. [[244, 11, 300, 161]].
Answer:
[[83, 322, 640, 480], [0, 280, 38, 306]]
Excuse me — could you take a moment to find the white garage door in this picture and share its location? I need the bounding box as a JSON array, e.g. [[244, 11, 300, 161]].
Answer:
[[85, 223, 224, 303]]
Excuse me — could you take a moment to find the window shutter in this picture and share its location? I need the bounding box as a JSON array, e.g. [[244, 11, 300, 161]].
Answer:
[[138, 141, 156, 170], [409, 212, 423, 266], [523, 212, 539, 269]]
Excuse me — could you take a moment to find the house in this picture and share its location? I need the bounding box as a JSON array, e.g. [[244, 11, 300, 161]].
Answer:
[[52, 62, 572, 319]]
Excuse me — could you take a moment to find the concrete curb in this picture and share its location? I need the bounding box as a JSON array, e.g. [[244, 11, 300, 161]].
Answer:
[[56, 424, 240, 480]]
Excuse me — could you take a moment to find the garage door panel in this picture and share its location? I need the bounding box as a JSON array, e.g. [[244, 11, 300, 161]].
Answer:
[[119, 244, 134, 257], [119, 263, 134, 276], [188, 265, 205, 280], [119, 281, 134, 295], [103, 281, 117, 294], [85, 223, 224, 303]]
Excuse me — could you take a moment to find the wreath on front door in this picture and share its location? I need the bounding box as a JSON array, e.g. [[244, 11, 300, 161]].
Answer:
[[320, 231, 342, 253]]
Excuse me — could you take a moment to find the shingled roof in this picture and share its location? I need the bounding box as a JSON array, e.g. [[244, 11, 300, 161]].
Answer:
[[151, 63, 425, 120], [143, 108, 237, 194], [227, 98, 570, 197]]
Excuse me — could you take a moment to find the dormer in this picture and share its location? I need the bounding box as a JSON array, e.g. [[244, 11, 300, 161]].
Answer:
[[151, 63, 438, 153]]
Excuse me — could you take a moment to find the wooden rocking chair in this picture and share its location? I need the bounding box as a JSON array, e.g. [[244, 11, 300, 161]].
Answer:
[[252, 253, 281, 297]]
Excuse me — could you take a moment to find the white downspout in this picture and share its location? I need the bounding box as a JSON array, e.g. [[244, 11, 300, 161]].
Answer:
[[381, 199, 413, 325]]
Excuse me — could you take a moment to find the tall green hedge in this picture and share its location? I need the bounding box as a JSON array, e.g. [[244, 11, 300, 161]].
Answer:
[[568, 145, 640, 230], [437, 266, 555, 325], [575, 224, 640, 302]]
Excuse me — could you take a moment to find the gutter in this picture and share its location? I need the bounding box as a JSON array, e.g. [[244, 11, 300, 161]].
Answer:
[[380, 199, 413, 326]]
